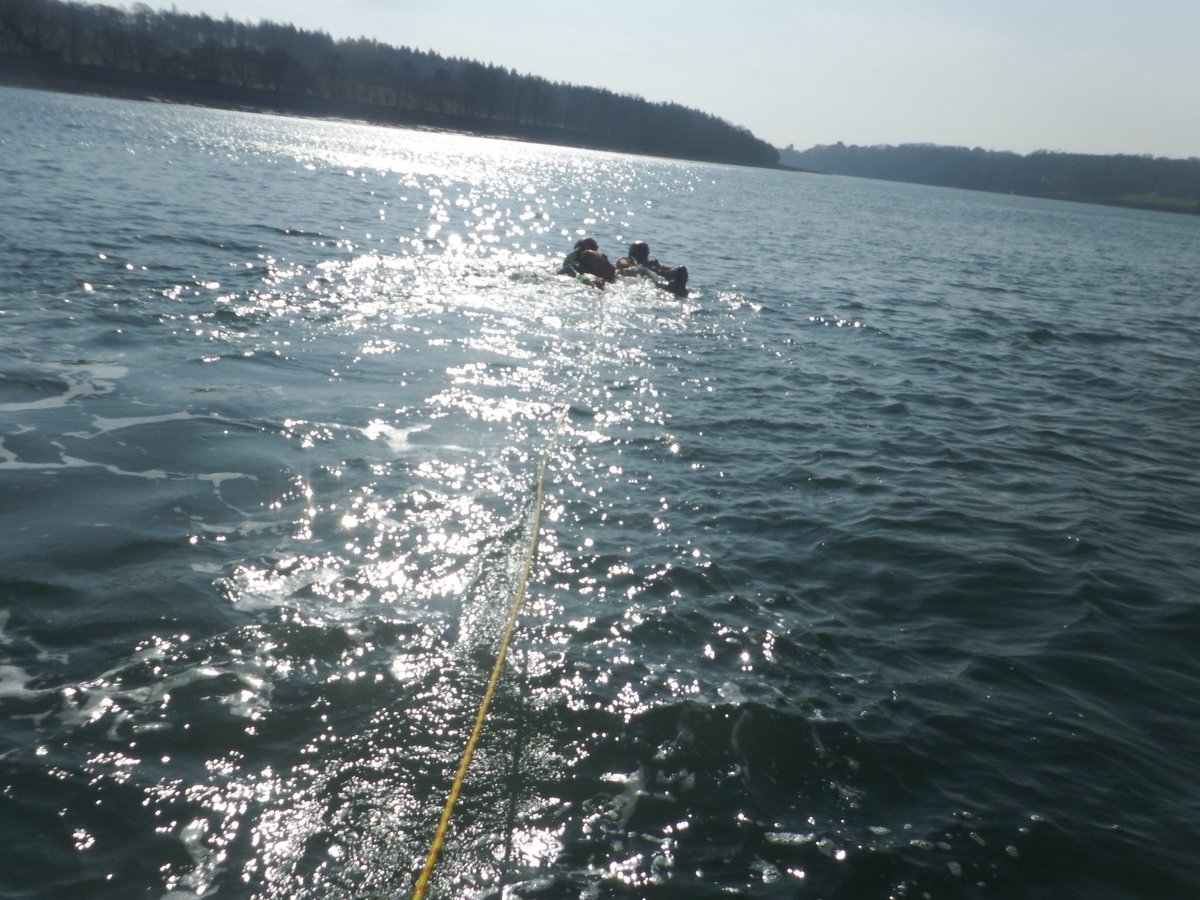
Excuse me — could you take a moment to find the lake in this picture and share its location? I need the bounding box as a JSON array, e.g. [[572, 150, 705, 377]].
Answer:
[[1, 85, 1198, 899]]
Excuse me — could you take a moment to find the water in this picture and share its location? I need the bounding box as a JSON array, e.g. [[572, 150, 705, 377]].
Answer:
[[1, 85, 1198, 899]]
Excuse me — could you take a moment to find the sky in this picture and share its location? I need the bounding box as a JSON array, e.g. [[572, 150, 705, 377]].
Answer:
[[156, 0, 1198, 159]]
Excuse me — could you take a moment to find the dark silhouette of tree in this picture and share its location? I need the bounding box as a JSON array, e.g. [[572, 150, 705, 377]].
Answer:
[[0, 0, 781, 167], [782, 143, 1200, 214]]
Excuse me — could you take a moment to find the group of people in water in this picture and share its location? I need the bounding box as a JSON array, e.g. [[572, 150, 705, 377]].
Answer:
[[560, 238, 689, 296]]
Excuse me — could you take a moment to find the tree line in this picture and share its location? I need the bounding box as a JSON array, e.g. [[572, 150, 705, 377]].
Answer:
[[0, 0, 781, 168], [781, 142, 1200, 214]]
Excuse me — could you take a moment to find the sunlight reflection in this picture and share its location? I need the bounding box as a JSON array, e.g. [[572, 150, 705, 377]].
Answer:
[[59, 115, 736, 898]]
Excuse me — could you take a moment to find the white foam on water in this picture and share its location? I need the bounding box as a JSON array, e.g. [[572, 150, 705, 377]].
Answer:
[[0, 664, 43, 700], [361, 419, 429, 454], [0, 436, 229, 483], [0, 362, 127, 413], [81, 410, 205, 434]]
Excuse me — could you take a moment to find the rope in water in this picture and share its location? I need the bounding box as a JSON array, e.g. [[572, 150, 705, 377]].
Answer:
[[411, 288, 605, 899]]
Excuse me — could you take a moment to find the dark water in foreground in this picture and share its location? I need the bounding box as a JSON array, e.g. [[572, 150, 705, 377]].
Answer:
[[1, 86, 1199, 898]]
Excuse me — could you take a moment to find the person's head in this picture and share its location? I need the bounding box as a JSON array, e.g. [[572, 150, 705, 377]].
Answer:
[[579, 249, 616, 283], [574, 237, 599, 253], [628, 241, 650, 264]]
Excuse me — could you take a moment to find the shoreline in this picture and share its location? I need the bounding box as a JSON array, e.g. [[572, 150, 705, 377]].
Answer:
[[0, 56, 803, 173]]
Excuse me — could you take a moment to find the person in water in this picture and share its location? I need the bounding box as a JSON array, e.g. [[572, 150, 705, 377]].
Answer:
[[560, 237, 616, 288], [559, 237, 597, 275], [615, 241, 688, 294]]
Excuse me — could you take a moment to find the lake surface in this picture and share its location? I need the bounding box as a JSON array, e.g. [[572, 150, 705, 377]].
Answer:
[[2, 85, 1198, 899]]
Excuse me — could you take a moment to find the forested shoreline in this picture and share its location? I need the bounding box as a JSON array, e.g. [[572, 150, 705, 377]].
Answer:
[[782, 143, 1200, 215], [4, 0, 1196, 211], [0, 0, 781, 167]]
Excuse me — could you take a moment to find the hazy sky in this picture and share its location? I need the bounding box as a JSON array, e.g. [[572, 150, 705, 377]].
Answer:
[[156, 0, 1198, 159]]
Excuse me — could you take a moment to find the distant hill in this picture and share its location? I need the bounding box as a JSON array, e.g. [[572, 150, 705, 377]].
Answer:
[[0, 0, 780, 169], [779, 143, 1200, 215]]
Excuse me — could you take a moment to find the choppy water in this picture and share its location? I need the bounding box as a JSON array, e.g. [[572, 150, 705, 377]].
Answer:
[[2, 85, 1199, 899]]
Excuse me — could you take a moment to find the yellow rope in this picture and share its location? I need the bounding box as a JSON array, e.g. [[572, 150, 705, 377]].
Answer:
[[410, 459, 549, 899], [411, 289, 604, 898]]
